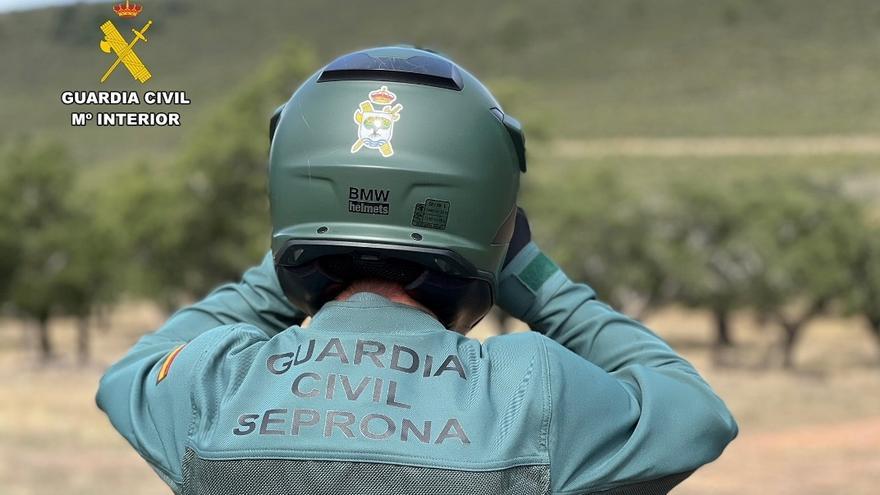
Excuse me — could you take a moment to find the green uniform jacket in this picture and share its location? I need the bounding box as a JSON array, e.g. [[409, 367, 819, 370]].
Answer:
[[97, 243, 737, 494]]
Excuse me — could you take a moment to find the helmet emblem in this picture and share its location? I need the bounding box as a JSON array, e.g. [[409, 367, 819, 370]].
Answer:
[[351, 86, 403, 158]]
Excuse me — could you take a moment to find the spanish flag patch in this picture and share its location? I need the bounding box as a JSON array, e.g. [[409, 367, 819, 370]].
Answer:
[[157, 344, 186, 384]]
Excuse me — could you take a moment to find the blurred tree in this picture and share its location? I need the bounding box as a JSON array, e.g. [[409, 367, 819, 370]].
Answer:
[[100, 160, 189, 311], [657, 180, 760, 348], [491, 161, 877, 367], [0, 140, 118, 363], [744, 179, 864, 368], [54, 191, 120, 363], [167, 41, 318, 299], [0, 182, 20, 308], [528, 168, 670, 319], [0, 140, 74, 359], [98, 42, 318, 313], [845, 224, 880, 352]]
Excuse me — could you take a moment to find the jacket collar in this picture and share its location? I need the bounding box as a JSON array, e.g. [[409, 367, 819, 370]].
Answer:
[[307, 292, 447, 334]]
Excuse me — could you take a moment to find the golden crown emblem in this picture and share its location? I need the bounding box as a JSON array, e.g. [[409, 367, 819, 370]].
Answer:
[[113, 0, 143, 17], [369, 86, 396, 105]]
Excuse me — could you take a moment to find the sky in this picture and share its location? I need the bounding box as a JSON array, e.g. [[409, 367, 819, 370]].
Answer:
[[0, 0, 110, 13]]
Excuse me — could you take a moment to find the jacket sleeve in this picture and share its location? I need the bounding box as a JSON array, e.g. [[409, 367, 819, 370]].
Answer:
[[95, 252, 304, 489], [498, 242, 738, 494]]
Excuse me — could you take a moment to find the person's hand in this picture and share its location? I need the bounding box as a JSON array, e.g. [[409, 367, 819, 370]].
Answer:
[[498, 207, 564, 322], [503, 207, 532, 268], [498, 207, 540, 320]]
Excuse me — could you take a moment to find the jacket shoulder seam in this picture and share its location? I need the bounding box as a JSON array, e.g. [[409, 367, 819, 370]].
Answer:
[[536, 333, 554, 487]]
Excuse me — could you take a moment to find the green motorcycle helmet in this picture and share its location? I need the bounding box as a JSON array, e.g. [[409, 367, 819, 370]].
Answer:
[[269, 46, 526, 331]]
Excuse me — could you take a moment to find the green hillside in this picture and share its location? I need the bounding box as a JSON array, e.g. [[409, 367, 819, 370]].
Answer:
[[4, 0, 880, 165]]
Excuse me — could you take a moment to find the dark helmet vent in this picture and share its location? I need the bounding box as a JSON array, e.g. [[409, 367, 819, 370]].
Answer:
[[320, 254, 425, 285], [317, 51, 463, 91]]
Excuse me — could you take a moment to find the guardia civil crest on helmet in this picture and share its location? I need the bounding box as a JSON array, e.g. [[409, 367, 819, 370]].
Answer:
[[351, 86, 403, 157]]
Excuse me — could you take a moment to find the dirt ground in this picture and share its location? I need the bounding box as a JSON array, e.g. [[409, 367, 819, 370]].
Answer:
[[1, 304, 878, 494]]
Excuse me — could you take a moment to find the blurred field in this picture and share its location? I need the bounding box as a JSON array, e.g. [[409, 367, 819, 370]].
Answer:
[[1, 304, 878, 494], [8, 0, 880, 165]]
